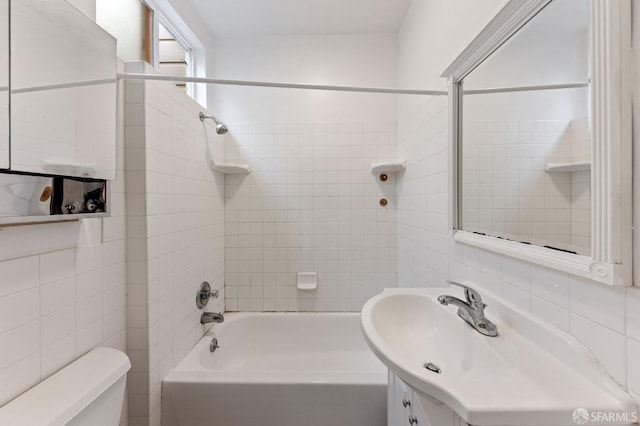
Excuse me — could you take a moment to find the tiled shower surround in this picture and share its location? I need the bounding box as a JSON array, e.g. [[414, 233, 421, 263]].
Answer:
[[223, 122, 398, 312], [462, 118, 591, 255]]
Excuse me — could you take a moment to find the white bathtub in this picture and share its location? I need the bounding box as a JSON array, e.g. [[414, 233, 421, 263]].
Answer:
[[162, 313, 387, 426]]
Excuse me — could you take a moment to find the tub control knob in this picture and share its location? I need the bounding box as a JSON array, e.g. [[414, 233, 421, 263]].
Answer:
[[408, 415, 418, 425], [196, 281, 219, 309], [402, 398, 411, 408]]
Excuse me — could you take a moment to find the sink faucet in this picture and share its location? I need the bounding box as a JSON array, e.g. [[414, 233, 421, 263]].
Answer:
[[438, 281, 498, 337], [201, 312, 224, 324]]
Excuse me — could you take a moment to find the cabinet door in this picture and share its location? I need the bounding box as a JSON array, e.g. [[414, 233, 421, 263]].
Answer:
[[454, 414, 470, 426], [11, 0, 116, 179], [389, 372, 412, 426], [412, 393, 456, 426], [0, 0, 7, 169], [388, 372, 460, 426]]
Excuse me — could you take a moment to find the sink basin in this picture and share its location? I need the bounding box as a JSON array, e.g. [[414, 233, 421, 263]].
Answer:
[[361, 287, 638, 426]]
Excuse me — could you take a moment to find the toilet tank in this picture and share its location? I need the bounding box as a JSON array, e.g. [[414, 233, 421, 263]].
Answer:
[[0, 347, 130, 426]]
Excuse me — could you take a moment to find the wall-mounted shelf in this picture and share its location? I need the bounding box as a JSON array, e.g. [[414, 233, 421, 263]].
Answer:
[[371, 161, 406, 174], [211, 162, 250, 174], [544, 161, 591, 173]]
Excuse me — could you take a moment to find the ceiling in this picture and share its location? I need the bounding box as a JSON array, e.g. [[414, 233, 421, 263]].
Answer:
[[183, 0, 413, 37]]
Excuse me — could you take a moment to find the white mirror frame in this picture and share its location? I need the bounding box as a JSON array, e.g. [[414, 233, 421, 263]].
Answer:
[[442, 0, 632, 286]]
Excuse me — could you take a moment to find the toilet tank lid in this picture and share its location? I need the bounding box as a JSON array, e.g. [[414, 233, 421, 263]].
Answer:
[[0, 347, 131, 426]]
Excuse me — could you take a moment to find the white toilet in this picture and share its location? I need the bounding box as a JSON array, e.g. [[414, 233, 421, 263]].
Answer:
[[0, 347, 130, 426]]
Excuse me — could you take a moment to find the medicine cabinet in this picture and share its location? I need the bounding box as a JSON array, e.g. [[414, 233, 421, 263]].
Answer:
[[8, 0, 117, 180], [443, 0, 632, 286]]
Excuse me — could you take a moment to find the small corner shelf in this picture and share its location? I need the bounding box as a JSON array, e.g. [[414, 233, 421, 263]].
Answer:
[[544, 161, 591, 173], [371, 161, 406, 174], [211, 162, 251, 174]]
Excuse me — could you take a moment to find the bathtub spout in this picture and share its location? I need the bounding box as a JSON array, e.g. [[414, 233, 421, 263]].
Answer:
[[201, 312, 224, 324]]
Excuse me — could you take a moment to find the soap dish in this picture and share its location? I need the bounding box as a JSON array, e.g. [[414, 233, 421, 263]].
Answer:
[[297, 272, 317, 290]]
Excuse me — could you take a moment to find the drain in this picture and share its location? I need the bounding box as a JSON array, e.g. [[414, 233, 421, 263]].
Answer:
[[423, 362, 441, 374], [210, 337, 220, 353]]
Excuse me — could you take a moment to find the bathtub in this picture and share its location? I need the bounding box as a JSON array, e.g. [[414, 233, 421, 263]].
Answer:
[[162, 313, 387, 426]]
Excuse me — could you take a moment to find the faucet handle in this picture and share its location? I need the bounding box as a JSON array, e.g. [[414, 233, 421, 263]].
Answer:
[[446, 280, 484, 308]]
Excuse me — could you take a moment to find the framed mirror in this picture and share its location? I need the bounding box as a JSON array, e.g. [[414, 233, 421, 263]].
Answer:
[[0, 0, 8, 169], [442, 0, 632, 286]]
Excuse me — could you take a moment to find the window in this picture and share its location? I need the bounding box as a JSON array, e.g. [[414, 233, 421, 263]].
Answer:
[[96, 0, 205, 104], [157, 22, 193, 96]]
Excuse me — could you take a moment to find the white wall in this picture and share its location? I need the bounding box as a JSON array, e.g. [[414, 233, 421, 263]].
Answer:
[[208, 34, 397, 123], [209, 33, 400, 311], [396, 0, 640, 399], [96, 0, 145, 62], [124, 62, 225, 426], [67, 0, 96, 20]]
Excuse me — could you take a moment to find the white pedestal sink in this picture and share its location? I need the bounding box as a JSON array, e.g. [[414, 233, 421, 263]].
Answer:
[[361, 287, 638, 426]]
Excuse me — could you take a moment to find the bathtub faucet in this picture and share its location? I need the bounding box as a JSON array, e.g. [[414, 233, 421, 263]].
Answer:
[[201, 312, 224, 324]]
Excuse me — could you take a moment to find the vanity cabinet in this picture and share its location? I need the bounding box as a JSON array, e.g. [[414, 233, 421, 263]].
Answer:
[[9, 0, 117, 179], [388, 372, 469, 426]]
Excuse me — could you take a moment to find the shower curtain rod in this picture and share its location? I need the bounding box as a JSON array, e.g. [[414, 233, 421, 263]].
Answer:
[[117, 72, 446, 96], [9, 78, 116, 94], [463, 81, 589, 95]]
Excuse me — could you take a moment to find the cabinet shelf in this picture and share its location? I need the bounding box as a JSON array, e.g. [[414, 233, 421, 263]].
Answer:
[[544, 161, 591, 173]]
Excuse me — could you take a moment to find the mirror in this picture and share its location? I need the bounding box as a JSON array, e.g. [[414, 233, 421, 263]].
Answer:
[[0, 0, 8, 169], [10, 0, 117, 179], [443, 0, 632, 286], [461, 0, 590, 255]]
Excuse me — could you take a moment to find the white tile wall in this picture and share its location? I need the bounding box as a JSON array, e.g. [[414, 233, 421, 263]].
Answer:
[[462, 118, 590, 255], [123, 62, 225, 426], [0, 67, 127, 422], [223, 121, 398, 312]]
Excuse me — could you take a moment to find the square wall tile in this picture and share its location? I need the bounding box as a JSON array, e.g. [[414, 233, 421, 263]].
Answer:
[[570, 276, 626, 333], [502, 257, 531, 291], [571, 313, 626, 385], [627, 287, 640, 341], [40, 250, 74, 285], [530, 265, 570, 308], [627, 338, 640, 395], [0, 353, 40, 406], [0, 256, 39, 298], [531, 295, 570, 332]]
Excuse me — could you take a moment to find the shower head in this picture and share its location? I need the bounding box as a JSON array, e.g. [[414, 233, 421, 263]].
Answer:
[[215, 123, 228, 135], [199, 112, 229, 135]]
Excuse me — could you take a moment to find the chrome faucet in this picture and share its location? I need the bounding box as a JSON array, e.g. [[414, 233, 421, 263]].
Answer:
[[201, 312, 224, 324], [438, 281, 498, 337]]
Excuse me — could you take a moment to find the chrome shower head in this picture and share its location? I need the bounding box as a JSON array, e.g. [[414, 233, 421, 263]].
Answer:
[[215, 123, 228, 135], [199, 112, 228, 135]]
